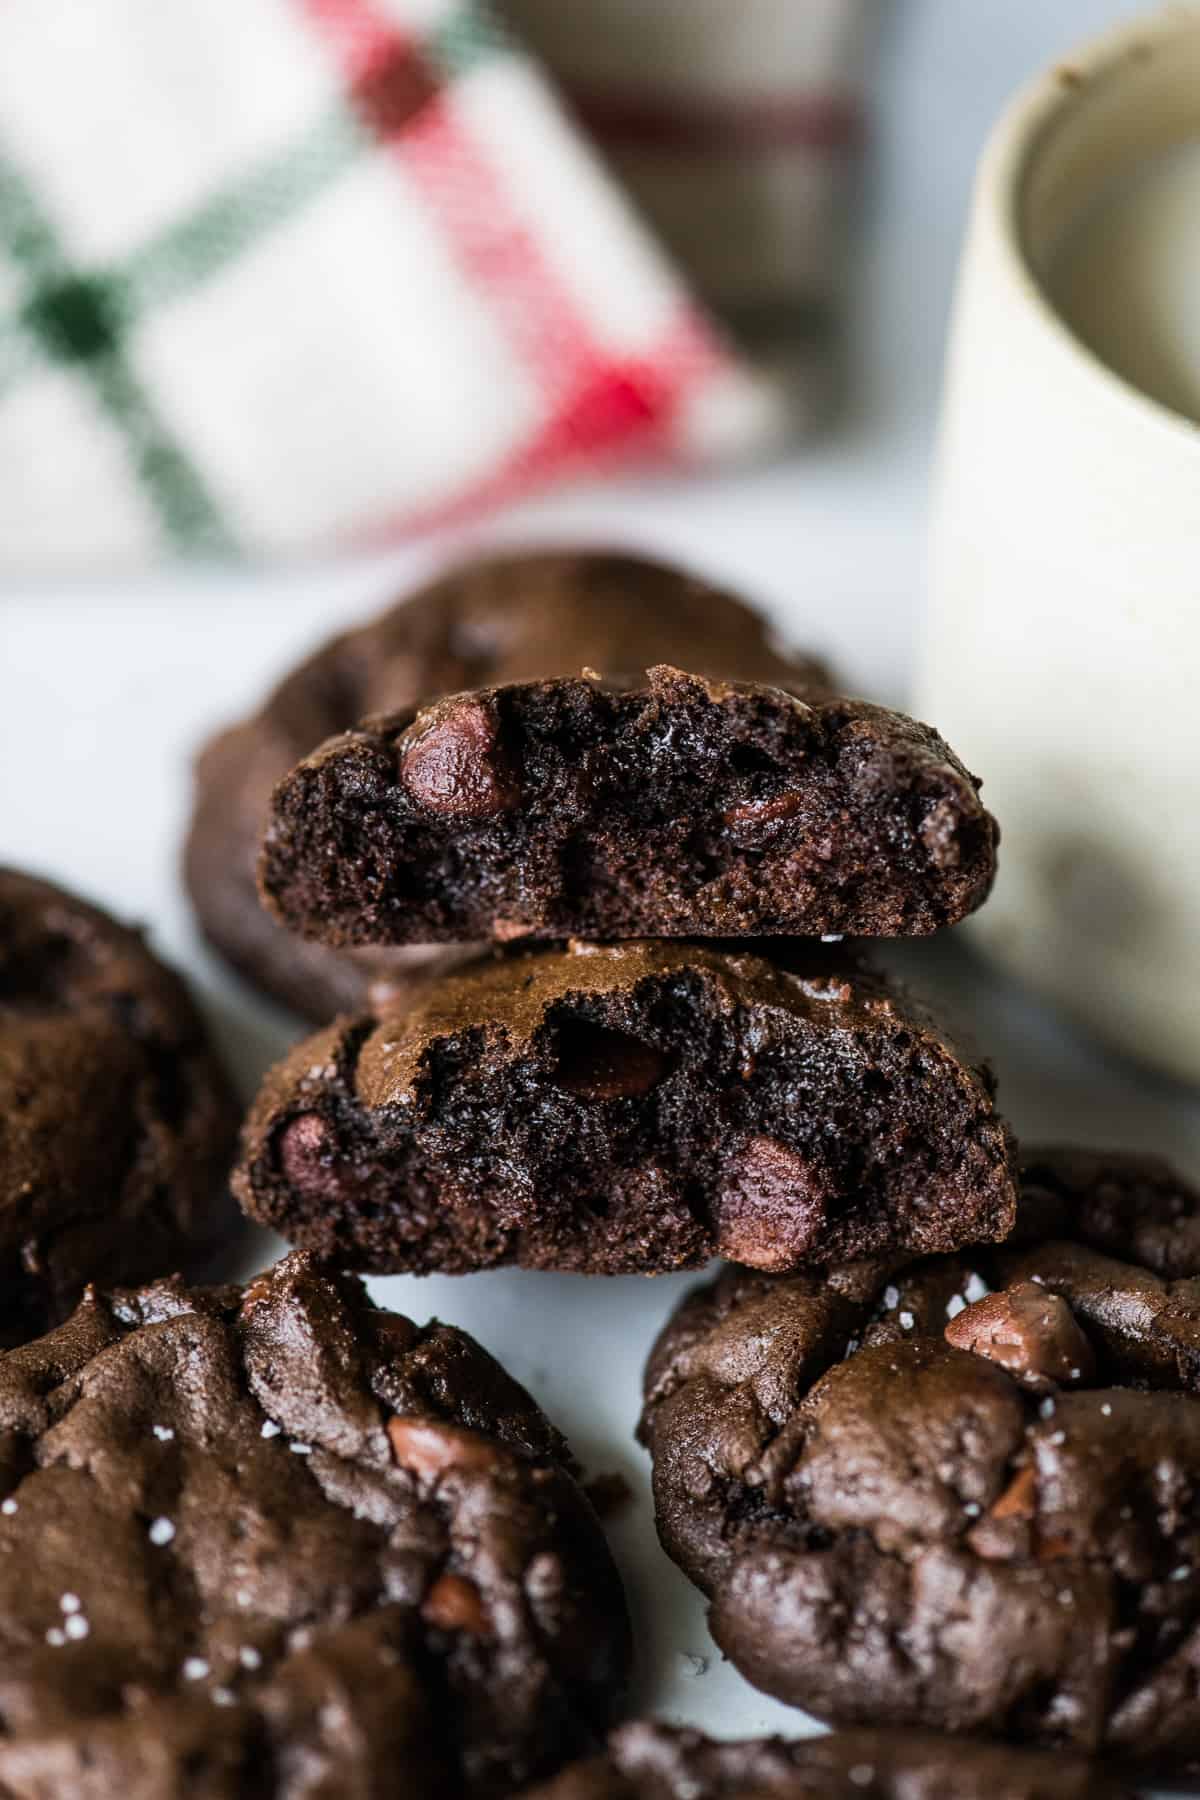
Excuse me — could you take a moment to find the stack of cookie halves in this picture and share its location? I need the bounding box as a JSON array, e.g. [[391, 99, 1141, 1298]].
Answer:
[[234, 549, 1012, 1283], [196, 550, 1193, 1793]]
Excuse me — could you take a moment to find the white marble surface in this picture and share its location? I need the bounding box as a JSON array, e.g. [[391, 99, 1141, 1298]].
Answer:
[[2, 1, 1194, 1787]]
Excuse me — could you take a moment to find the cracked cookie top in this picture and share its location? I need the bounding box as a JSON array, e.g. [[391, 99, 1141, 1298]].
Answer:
[[0, 1252, 630, 1797], [639, 1149, 1200, 1771]]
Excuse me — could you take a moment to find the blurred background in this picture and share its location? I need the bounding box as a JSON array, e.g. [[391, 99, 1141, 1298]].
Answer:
[[1, 0, 1149, 703]]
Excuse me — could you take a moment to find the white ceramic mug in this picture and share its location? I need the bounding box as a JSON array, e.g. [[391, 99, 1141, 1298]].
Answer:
[[919, 6, 1200, 1086]]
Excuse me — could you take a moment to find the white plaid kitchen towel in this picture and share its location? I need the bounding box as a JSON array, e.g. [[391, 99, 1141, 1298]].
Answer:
[[0, 0, 868, 569]]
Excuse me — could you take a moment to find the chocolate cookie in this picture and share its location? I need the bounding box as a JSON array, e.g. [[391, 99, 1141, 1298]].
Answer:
[[0, 868, 239, 1344], [639, 1148, 1200, 1770], [0, 1252, 630, 1797], [259, 664, 996, 950], [520, 1720, 1130, 1798], [233, 940, 1016, 1276], [185, 550, 826, 1021]]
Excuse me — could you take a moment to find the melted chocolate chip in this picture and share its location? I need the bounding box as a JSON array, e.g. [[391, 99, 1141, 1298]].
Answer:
[[398, 696, 518, 819], [945, 1281, 1096, 1390]]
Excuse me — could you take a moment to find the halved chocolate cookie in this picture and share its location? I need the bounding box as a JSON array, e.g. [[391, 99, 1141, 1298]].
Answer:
[[259, 665, 996, 949], [521, 1720, 1130, 1798], [233, 941, 1015, 1276], [0, 867, 239, 1343], [0, 1253, 629, 1797], [639, 1149, 1200, 1771], [185, 550, 826, 1021]]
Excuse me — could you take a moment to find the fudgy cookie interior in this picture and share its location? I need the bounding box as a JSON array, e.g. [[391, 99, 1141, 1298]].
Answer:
[[260, 667, 996, 946], [235, 944, 1014, 1276]]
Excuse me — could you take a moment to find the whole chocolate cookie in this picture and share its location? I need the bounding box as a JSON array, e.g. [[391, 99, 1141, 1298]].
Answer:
[[0, 868, 239, 1344], [185, 550, 827, 1022], [639, 1149, 1200, 1770], [233, 940, 1015, 1276], [0, 1252, 630, 1797], [520, 1720, 1130, 1799], [259, 665, 996, 949]]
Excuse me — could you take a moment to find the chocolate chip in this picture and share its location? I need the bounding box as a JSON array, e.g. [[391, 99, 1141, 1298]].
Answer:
[[944, 1281, 1095, 1390], [992, 1464, 1037, 1523], [421, 1572, 490, 1636], [398, 697, 518, 819], [277, 1112, 329, 1184], [967, 1465, 1072, 1564], [548, 1018, 669, 1101], [716, 1137, 835, 1270], [276, 1112, 356, 1207], [387, 1416, 501, 1481], [967, 1467, 1035, 1561]]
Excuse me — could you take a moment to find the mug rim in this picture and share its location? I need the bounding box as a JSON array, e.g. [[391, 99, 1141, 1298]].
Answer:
[[977, 2, 1200, 448]]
